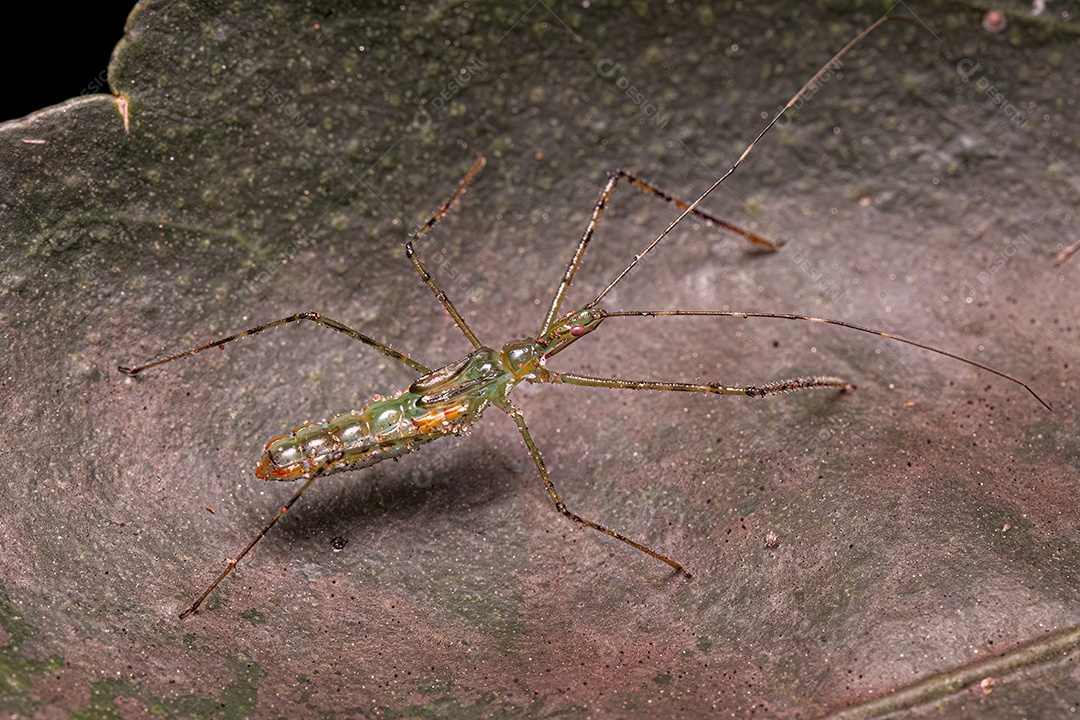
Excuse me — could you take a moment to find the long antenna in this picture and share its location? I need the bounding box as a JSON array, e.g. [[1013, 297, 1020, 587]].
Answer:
[[602, 309, 1053, 412], [588, 14, 896, 308]]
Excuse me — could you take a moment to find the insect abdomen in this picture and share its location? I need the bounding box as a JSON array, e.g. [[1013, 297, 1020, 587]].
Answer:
[[255, 346, 507, 481], [255, 395, 474, 481]]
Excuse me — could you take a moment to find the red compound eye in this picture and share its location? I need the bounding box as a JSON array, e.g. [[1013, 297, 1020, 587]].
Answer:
[[570, 325, 585, 337]]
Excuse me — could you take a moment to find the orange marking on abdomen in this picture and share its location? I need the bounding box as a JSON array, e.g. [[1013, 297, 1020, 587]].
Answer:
[[410, 404, 466, 433]]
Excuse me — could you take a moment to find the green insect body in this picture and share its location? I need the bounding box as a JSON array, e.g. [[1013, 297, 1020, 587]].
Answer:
[[255, 310, 603, 481]]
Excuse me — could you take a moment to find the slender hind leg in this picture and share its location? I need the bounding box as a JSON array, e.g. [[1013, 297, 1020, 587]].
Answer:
[[179, 464, 327, 618], [504, 404, 690, 576], [119, 311, 430, 376]]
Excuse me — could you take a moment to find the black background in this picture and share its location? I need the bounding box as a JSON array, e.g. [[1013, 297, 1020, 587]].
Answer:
[[2, 4, 132, 123]]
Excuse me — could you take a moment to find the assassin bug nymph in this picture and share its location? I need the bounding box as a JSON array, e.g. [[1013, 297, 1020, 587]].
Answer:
[[119, 15, 1050, 617]]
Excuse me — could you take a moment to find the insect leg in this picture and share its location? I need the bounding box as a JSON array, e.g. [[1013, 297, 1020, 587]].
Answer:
[[600, 310, 1051, 411], [550, 371, 852, 398], [504, 403, 690, 576], [118, 311, 430, 376], [405, 155, 486, 349], [179, 469, 320, 618], [588, 14, 899, 308], [540, 171, 778, 336], [616, 170, 779, 251]]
